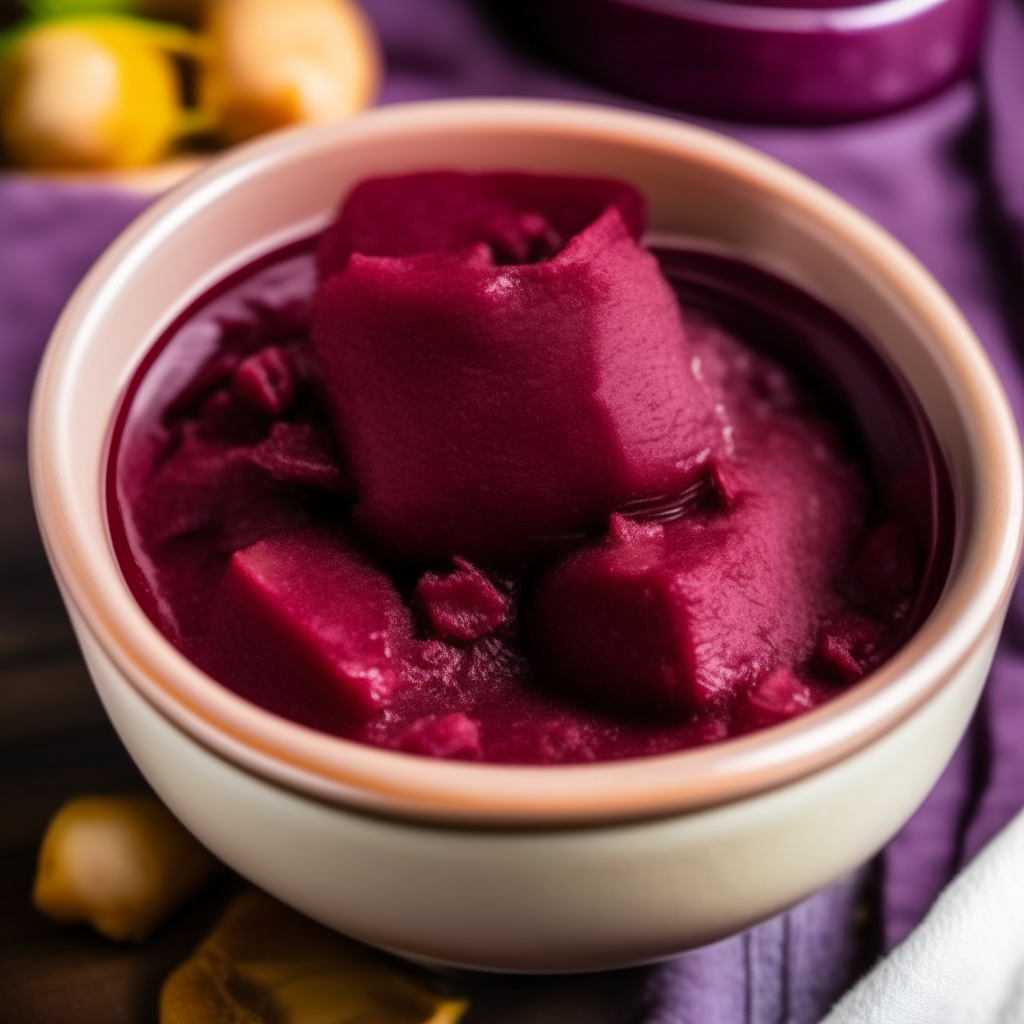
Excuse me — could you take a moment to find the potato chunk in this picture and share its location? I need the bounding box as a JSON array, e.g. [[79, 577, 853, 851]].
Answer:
[[161, 888, 469, 1024], [200, 0, 381, 143], [33, 795, 219, 942]]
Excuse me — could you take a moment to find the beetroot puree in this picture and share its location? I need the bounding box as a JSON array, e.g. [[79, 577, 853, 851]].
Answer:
[[110, 173, 933, 764]]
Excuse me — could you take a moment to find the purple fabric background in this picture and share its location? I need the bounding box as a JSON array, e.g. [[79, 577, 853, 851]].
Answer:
[[4, 0, 1024, 1019]]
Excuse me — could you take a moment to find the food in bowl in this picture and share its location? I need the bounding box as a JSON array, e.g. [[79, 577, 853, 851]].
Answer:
[[33, 101, 1019, 970], [108, 171, 947, 765]]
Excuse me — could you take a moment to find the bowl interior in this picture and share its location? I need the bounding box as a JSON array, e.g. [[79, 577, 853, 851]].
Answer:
[[104, 238, 956, 734], [30, 100, 1022, 825]]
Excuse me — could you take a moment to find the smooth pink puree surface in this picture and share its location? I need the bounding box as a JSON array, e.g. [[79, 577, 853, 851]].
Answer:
[[111, 173, 927, 763]]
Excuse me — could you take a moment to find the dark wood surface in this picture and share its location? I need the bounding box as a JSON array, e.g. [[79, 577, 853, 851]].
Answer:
[[0, 520, 239, 1024]]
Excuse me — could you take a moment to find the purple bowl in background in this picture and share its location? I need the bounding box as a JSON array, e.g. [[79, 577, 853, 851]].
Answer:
[[518, 0, 988, 122]]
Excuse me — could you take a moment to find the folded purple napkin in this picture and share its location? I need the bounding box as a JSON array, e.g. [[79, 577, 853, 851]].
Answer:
[[4, 0, 1024, 1019]]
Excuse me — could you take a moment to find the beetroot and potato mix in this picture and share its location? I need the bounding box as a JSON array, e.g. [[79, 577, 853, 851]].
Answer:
[[113, 173, 923, 763]]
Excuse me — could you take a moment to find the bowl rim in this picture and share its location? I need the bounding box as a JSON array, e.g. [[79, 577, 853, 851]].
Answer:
[[29, 98, 1024, 827]]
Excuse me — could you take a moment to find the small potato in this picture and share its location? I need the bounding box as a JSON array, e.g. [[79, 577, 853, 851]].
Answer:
[[0, 18, 197, 170], [200, 0, 382, 143], [33, 794, 219, 942], [162, 889, 469, 1024]]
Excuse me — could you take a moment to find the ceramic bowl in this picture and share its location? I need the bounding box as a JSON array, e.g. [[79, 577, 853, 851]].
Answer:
[[29, 99, 1023, 971]]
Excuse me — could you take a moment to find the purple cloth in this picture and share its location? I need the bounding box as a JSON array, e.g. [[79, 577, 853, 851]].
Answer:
[[0, 180, 149, 569], [4, 0, 1024, 1019], [0, 180, 149, 462]]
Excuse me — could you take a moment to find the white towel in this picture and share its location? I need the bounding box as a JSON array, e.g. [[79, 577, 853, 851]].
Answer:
[[821, 808, 1024, 1023]]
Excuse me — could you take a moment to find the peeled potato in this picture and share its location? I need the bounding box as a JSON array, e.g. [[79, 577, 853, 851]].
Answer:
[[161, 889, 469, 1024], [200, 0, 382, 143], [33, 795, 219, 942]]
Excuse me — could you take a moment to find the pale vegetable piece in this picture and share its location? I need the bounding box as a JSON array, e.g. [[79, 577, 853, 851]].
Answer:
[[161, 889, 469, 1024], [0, 17, 199, 170], [33, 794, 219, 942], [200, 0, 381, 143]]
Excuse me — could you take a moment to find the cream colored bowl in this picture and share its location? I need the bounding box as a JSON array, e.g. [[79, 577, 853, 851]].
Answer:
[[29, 99, 1024, 971]]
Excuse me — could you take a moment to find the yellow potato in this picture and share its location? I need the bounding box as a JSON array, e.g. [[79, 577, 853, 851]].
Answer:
[[33, 794, 219, 941], [200, 0, 381, 143], [0, 17, 199, 169], [161, 889, 469, 1024]]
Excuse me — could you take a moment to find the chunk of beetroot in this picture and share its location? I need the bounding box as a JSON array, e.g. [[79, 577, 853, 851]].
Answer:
[[397, 713, 481, 759], [207, 526, 414, 725], [734, 668, 815, 733], [245, 421, 351, 495], [414, 557, 509, 641], [312, 201, 720, 567], [136, 420, 349, 552], [812, 613, 885, 685], [528, 419, 865, 718], [233, 345, 296, 417], [316, 171, 646, 278], [165, 352, 239, 420], [136, 424, 301, 551]]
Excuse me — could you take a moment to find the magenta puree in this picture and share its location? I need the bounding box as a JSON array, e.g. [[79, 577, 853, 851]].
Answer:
[[108, 173, 949, 764]]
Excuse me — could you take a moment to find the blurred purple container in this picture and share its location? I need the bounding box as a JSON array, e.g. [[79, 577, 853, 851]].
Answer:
[[520, 0, 988, 122]]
